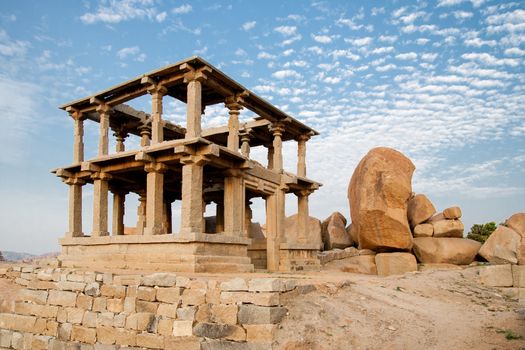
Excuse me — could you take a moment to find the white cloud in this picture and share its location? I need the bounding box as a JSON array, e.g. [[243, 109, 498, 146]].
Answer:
[[421, 53, 438, 61], [462, 52, 521, 66], [505, 47, 525, 56], [312, 34, 332, 44], [396, 52, 418, 60], [345, 37, 372, 46], [80, 0, 167, 24], [257, 52, 276, 60], [379, 35, 397, 43], [464, 38, 497, 47], [437, 0, 485, 7], [274, 25, 297, 36], [242, 21, 256, 31], [117, 46, 139, 59], [272, 70, 302, 79], [172, 4, 192, 14], [486, 9, 525, 34], [370, 46, 394, 55], [376, 63, 396, 72], [453, 11, 473, 19], [0, 30, 29, 56]]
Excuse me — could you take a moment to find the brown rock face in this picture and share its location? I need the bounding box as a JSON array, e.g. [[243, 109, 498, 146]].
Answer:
[[375, 253, 417, 276], [413, 223, 433, 237], [478, 226, 520, 265], [505, 212, 525, 265], [412, 237, 481, 265], [432, 219, 464, 238], [443, 206, 462, 219], [321, 212, 352, 250], [285, 214, 322, 248], [348, 147, 415, 252], [407, 194, 436, 228]]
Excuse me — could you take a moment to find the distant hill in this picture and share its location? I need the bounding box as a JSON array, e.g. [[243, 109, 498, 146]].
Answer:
[[0, 251, 58, 262]]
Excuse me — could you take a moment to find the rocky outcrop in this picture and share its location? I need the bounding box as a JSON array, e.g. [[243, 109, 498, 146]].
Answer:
[[432, 219, 464, 238], [412, 237, 481, 265], [413, 223, 433, 237], [321, 212, 352, 250], [506, 213, 525, 265], [479, 225, 520, 265], [443, 206, 462, 219], [285, 214, 322, 248], [348, 147, 415, 252], [407, 194, 436, 228], [375, 253, 417, 276]]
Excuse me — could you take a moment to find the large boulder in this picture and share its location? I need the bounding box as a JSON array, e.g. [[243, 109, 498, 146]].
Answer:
[[478, 225, 520, 264], [412, 237, 481, 265], [506, 213, 525, 265], [285, 214, 322, 248], [348, 147, 415, 252], [413, 223, 433, 237], [375, 253, 417, 276], [432, 219, 464, 238], [443, 206, 462, 219], [321, 212, 352, 250], [407, 194, 436, 228]]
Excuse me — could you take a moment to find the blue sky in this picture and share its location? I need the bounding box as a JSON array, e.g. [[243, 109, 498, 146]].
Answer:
[[0, 0, 523, 254]]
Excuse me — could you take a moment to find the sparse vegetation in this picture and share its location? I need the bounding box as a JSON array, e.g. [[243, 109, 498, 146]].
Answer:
[[496, 329, 523, 340], [466, 222, 497, 244]]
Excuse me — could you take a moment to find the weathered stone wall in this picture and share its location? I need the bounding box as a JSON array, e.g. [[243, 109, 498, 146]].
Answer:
[[0, 266, 302, 350]]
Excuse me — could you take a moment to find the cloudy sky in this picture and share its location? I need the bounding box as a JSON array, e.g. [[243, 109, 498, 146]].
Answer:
[[0, 0, 524, 254]]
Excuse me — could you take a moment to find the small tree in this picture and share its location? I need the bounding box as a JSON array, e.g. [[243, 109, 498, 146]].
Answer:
[[467, 222, 497, 244]]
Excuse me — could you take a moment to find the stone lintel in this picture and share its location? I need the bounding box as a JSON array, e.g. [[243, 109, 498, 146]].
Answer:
[[144, 162, 168, 173], [280, 242, 322, 250], [59, 233, 251, 246], [80, 162, 100, 172]]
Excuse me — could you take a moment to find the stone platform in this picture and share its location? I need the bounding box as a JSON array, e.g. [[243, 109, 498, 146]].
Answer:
[[59, 234, 254, 273]]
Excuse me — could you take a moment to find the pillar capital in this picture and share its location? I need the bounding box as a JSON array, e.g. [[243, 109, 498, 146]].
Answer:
[[181, 155, 208, 166], [91, 172, 112, 181], [224, 168, 243, 178], [295, 133, 311, 143], [144, 162, 168, 174], [182, 64, 211, 83], [240, 129, 252, 142], [64, 177, 86, 186], [147, 84, 168, 96], [66, 107, 86, 121], [93, 102, 112, 115], [294, 189, 314, 197], [269, 123, 285, 137]]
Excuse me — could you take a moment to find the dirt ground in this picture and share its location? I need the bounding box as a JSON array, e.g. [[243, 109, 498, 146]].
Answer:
[[276, 266, 525, 350], [0, 263, 523, 350]]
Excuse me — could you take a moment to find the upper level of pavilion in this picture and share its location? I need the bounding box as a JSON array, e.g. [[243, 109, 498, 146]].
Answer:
[[57, 56, 319, 182]]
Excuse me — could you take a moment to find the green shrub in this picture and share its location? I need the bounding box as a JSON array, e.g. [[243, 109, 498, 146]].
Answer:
[[467, 222, 497, 244]]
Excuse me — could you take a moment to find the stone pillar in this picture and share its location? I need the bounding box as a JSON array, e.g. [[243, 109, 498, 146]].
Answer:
[[223, 169, 245, 236], [240, 131, 251, 157], [144, 162, 167, 235], [185, 73, 206, 138], [296, 134, 310, 177], [215, 201, 224, 233], [265, 194, 279, 271], [270, 123, 285, 171], [180, 156, 205, 235], [225, 100, 242, 151], [296, 190, 311, 244], [97, 105, 111, 157], [139, 124, 151, 147], [91, 172, 111, 237], [69, 111, 85, 163], [148, 85, 168, 144], [64, 178, 85, 237], [114, 128, 128, 153], [244, 200, 252, 238], [164, 199, 173, 234], [136, 192, 146, 234], [112, 191, 126, 235], [267, 145, 274, 170]]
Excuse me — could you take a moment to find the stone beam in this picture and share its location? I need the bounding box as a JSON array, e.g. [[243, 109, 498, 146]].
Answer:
[[183, 65, 211, 139]]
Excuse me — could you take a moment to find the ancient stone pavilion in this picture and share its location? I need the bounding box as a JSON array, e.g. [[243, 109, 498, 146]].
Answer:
[[53, 56, 321, 273]]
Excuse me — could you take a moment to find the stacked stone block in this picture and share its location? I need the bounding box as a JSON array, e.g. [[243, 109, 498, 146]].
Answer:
[[0, 267, 299, 349]]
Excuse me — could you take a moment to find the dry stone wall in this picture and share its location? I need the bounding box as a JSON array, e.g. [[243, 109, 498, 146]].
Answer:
[[0, 266, 304, 350]]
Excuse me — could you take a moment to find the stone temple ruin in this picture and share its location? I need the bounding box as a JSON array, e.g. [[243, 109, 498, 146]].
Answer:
[[52, 56, 321, 273]]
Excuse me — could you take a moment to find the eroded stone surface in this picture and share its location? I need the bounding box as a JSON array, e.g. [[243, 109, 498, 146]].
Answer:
[[412, 237, 481, 265], [407, 194, 436, 228], [348, 147, 415, 252], [432, 219, 464, 238], [479, 226, 520, 265], [375, 253, 417, 276], [321, 212, 352, 250]]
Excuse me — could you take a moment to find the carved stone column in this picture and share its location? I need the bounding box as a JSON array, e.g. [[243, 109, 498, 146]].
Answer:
[[267, 145, 274, 170], [240, 131, 251, 157], [91, 172, 111, 237], [184, 70, 208, 138], [64, 178, 85, 237], [296, 134, 310, 177], [138, 124, 151, 147], [215, 200, 224, 233], [136, 191, 146, 235], [113, 127, 128, 153], [223, 169, 245, 236], [270, 123, 285, 171], [244, 200, 252, 238], [295, 189, 312, 244], [96, 104, 111, 157], [225, 98, 243, 151], [148, 85, 168, 144], [265, 194, 279, 271], [180, 156, 206, 235], [112, 191, 127, 235], [68, 109, 85, 163], [144, 162, 168, 235]]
